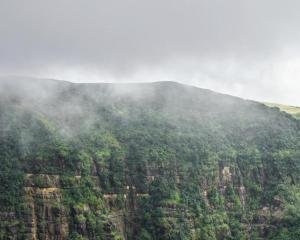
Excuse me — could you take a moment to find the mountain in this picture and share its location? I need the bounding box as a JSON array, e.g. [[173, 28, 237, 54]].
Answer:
[[0, 77, 299, 240], [264, 102, 300, 119]]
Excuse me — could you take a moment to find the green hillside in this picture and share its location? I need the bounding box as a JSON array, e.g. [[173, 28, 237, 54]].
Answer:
[[0, 77, 300, 240], [264, 102, 300, 119]]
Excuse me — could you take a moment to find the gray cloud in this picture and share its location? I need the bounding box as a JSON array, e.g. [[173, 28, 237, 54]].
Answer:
[[1, 0, 300, 105]]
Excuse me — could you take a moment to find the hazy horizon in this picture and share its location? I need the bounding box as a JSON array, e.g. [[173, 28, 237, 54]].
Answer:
[[1, 75, 299, 107], [1, 1, 300, 105]]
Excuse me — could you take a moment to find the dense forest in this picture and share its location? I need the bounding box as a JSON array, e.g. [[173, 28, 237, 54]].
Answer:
[[0, 77, 299, 240]]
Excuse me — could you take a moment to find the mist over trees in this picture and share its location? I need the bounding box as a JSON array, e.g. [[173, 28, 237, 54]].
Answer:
[[0, 77, 299, 239]]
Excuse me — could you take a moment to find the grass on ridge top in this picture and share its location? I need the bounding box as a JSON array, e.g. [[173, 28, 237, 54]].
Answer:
[[264, 102, 300, 119]]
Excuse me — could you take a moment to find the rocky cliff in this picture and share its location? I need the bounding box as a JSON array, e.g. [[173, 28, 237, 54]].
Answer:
[[0, 77, 299, 239]]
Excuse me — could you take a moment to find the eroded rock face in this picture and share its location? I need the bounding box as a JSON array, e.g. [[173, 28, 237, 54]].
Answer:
[[17, 174, 128, 240], [0, 162, 289, 240], [24, 174, 69, 240], [222, 167, 232, 183], [1, 79, 299, 239], [0, 167, 290, 240]]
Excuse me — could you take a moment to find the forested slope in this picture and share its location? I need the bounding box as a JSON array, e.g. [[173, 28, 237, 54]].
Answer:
[[0, 77, 299, 240], [264, 103, 300, 119]]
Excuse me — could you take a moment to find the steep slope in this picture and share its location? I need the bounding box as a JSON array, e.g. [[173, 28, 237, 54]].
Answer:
[[264, 102, 300, 119], [0, 77, 299, 240]]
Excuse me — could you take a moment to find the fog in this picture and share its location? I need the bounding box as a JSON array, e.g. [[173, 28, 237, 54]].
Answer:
[[1, 1, 300, 105]]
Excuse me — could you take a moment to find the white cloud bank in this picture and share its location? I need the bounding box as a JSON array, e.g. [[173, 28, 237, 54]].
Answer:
[[0, 0, 300, 105]]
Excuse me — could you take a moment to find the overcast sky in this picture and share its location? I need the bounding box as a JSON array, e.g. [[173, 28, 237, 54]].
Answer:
[[1, 0, 300, 105]]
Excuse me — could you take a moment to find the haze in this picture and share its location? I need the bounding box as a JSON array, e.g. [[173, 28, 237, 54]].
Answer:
[[1, 0, 300, 105]]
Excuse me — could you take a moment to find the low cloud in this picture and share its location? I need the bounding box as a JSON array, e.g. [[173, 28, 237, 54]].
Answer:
[[0, 0, 300, 105]]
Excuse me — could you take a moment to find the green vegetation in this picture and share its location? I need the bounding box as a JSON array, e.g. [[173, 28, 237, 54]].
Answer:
[[0, 78, 299, 239], [264, 102, 300, 119]]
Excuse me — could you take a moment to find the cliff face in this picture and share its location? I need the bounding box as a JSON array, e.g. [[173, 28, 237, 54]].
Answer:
[[0, 77, 299, 240], [24, 174, 68, 240]]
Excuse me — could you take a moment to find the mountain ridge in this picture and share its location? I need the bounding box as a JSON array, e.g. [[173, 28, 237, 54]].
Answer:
[[0, 76, 255, 102], [2, 76, 299, 118], [0, 76, 299, 239]]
